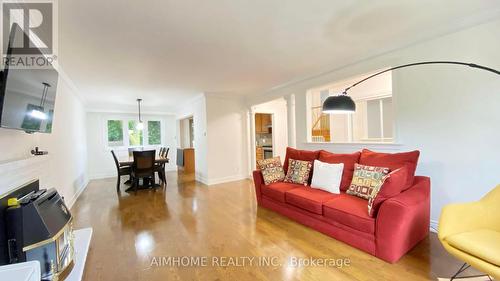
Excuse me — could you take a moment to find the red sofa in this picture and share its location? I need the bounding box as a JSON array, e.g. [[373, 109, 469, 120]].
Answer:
[[252, 148, 430, 263]]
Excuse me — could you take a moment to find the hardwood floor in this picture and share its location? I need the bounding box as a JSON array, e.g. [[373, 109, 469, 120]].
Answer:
[[71, 172, 475, 281]]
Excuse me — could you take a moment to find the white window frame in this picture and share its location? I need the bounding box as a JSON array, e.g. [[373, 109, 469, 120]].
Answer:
[[104, 117, 164, 150], [306, 71, 395, 144], [349, 93, 393, 143]]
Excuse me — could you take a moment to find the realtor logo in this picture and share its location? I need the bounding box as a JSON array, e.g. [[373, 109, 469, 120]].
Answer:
[[2, 1, 53, 54], [1, 0, 57, 68]]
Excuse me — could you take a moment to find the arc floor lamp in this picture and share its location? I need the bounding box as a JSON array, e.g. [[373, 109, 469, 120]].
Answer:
[[321, 61, 500, 280], [322, 61, 500, 114]]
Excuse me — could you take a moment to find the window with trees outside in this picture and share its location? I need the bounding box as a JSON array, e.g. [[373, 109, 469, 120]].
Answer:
[[148, 121, 161, 145], [107, 120, 124, 146], [128, 120, 144, 146], [105, 118, 162, 148], [308, 70, 394, 143]]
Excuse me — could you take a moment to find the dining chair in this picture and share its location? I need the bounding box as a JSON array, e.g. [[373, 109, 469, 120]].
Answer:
[[155, 147, 169, 184], [159, 147, 165, 158], [111, 150, 131, 192], [128, 147, 143, 157], [131, 150, 156, 192]]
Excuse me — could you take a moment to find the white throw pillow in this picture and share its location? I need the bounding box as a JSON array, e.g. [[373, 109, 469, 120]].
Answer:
[[310, 160, 344, 194]]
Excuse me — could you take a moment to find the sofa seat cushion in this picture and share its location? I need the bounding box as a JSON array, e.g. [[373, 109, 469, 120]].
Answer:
[[261, 182, 303, 203], [285, 187, 339, 214], [323, 194, 375, 234], [446, 229, 500, 267]]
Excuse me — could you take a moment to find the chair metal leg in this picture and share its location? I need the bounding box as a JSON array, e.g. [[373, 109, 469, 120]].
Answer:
[[450, 263, 492, 281]]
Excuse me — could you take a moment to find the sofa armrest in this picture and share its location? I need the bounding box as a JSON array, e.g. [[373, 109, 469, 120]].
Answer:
[[375, 176, 430, 263], [252, 170, 264, 204]]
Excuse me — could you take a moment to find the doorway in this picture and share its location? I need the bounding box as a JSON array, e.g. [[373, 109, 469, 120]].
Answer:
[[255, 113, 274, 165], [178, 116, 195, 173], [249, 97, 288, 173]]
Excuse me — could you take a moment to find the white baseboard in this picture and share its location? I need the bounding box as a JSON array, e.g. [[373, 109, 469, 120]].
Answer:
[[195, 173, 209, 185], [89, 172, 116, 180], [430, 219, 439, 233], [67, 178, 89, 209], [205, 174, 248, 185], [195, 173, 249, 186]]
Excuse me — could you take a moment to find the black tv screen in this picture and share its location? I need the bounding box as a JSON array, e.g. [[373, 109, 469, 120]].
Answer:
[[0, 24, 58, 133]]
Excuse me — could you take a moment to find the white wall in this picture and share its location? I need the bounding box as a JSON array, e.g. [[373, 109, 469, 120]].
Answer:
[[86, 112, 177, 179], [205, 95, 249, 184], [0, 76, 88, 208], [175, 94, 250, 185], [246, 19, 500, 228], [0, 129, 39, 163], [252, 98, 288, 168]]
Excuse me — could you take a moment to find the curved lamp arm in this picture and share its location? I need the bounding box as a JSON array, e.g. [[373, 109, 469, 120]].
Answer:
[[343, 61, 500, 95], [323, 61, 500, 114]]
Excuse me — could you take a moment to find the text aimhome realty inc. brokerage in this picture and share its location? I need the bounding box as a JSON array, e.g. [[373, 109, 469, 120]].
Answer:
[[150, 256, 352, 268]]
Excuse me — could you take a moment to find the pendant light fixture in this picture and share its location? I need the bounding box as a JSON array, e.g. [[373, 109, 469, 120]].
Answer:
[[136, 98, 144, 130], [29, 82, 51, 120], [322, 61, 500, 114]]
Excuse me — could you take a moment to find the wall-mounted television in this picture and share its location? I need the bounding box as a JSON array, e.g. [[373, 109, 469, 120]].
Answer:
[[0, 23, 58, 133]]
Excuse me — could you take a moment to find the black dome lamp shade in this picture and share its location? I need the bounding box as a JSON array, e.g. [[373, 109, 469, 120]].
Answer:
[[322, 92, 356, 114], [322, 61, 500, 114]]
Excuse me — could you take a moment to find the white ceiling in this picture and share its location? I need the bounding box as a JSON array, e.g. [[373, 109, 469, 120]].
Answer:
[[57, 0, 500, 112]]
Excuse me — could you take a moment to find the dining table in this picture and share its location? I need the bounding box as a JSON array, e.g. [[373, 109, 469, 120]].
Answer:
[[118, 155, 169, 167], [118, 155, 169, 191]]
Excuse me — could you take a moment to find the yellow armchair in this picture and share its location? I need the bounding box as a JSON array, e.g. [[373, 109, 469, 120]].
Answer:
[[439, 184, 500, 280]]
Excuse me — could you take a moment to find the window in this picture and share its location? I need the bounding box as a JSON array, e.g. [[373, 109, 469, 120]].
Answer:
[[308, 70, 394, 143], [107, 120, 124, 146], [148, 121, 161, 145], [128, 120, 144, 146], [105, 118, 162, 148]]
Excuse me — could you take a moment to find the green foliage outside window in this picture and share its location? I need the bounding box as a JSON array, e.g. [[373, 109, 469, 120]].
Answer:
[[107, 120, 123, 146], [148, 121, 161, 145], [128, 120, 143, 146]]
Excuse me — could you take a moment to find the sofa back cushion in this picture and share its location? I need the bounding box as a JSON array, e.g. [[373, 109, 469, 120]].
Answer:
[[359, 149, 419, 190], [367, 167, 408, 217], [318, 150, 361, 191], [283, 147, 320, 183]]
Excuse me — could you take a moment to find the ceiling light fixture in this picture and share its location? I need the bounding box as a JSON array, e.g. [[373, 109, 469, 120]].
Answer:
[[136, 98, 144, 130], [322, 61, 500, 114]]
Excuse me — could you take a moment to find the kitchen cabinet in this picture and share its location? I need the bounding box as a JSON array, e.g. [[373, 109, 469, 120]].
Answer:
[[256, 146, 264, 163], [255, 113, 272, 134]]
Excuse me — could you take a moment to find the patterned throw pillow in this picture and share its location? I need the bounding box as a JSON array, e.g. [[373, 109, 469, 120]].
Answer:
[[257, 157, 285, 185], [284, 159, 313, 186], [347, 163, 390, 200], [367, 167, 407, 217]]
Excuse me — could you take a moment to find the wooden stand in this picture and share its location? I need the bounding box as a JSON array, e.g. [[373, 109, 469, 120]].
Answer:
[[177, 148, 195, 173]]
